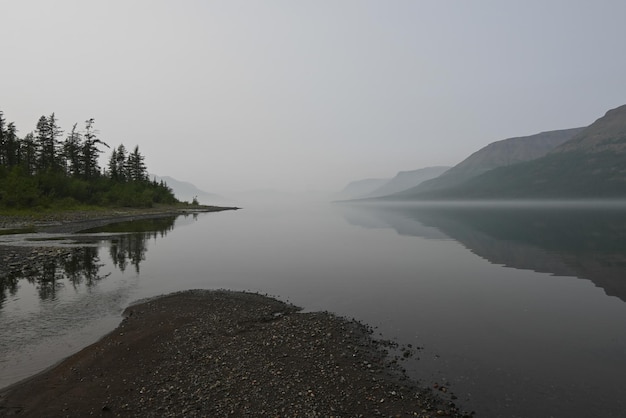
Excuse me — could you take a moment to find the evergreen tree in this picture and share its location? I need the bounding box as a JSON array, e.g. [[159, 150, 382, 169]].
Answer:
[[35, 113, 63, 171], [107, 148, 118, 180], [63, 123, 83, 177], [4, 122, 19, 167], [116, 144, 127, 181], [20, 133, 38, 175], [126, 145, 147, 182], [48, 113, 63, 169], [81, 118, 109, 178], [0, 111, 6, 166], [0, 110, 177, 208], [0, 113, 21, 169]]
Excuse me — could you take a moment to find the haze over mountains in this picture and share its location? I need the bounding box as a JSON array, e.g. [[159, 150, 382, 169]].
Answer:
[[413, 104, 626, 199], [338, 178, 390, 200], [151, 174, 225, 205], [399, 127, 584, 196], [344, 104, 626, 201], [339, 166, 450, 200]]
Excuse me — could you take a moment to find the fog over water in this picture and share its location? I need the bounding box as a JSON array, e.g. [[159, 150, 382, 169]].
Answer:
[[1, 200, 626, 417]]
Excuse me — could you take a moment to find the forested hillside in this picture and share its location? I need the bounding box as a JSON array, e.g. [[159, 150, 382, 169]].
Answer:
[[0, 110, 178, 209]]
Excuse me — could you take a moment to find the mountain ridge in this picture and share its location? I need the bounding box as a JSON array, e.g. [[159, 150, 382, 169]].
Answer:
[[401, 104, 626, 199], [397, 127, 584, 197], [362, 166, 450, 198]]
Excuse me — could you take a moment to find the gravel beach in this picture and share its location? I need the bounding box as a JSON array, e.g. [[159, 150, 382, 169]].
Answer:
[[0, 290, 469, 417]]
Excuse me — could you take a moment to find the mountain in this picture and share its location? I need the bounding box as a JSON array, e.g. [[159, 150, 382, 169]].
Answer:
[[395, 127, 584, 198], [362, 166, 450, 198], [552, 104, 626, 154], [338, 178, 389, 200], [409, 104, 626, 199], [151, 175, 224, 204]]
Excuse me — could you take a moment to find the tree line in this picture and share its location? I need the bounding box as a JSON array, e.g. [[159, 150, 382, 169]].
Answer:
[[0, 110, 178, 208]]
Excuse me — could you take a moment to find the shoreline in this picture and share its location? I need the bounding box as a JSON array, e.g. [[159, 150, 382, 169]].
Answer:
[[0, 205, 239, 234], [0, 290, 469, 417], [0, 205, 239, 279]]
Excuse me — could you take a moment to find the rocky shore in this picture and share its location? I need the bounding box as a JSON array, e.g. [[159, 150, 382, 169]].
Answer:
[[0, 290, 469, 417]]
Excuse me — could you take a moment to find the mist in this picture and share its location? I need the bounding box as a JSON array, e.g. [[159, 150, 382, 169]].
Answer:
[[3, 1, 626, 194]]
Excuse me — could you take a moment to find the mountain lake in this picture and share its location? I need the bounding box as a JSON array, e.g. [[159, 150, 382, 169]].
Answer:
[[1, 200, 625, 417]]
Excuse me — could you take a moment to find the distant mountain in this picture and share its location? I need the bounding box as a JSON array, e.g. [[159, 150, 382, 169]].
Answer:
[[395, 127, 584, 198], [362, 166, 450, 198], [151, 175, 224, 204], [338, 178, 389, 200], [405, 104, 626, 199]]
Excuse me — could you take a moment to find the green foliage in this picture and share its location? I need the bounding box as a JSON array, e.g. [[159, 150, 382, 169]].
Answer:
[[0, 167, 39, 207], [0, 109, 179, 209]]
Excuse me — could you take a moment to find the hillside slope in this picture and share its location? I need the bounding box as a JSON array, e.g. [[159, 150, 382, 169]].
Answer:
[[410, 105, 626, 199], [338, 178, 389, 200], [398, 127, 584, 197], [363, 166, 450, 198]]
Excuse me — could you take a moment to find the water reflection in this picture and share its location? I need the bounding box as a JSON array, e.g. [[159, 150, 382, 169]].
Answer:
[[339, 203, 626, 302], [0, 216, 178, 306]]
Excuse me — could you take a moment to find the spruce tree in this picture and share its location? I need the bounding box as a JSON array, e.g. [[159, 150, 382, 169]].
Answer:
[[127, 145, 147, 182], [20, 133, 38, 175], [63, 123, 83, 177], [4, 122, 19, 167], [116, 144, 127, 181], [0, 111, 5, 166], [35, 113, 63, 171], [81, 118, 109, 178]]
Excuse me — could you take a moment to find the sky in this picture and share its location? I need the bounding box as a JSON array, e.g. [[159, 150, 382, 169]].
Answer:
[[2, 0, 626, 194]]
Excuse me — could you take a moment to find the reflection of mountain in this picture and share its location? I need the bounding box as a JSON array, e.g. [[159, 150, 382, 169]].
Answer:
[[340, 204, 447, 240], [338, 203, 626, 302], [0, 216, 177, 306]]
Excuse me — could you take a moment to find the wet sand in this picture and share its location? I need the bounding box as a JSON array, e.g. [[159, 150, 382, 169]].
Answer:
[[0, 290, 469, 417]]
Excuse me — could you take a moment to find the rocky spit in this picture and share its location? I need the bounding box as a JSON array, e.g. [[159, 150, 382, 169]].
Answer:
[[0, 290, 470, 417]]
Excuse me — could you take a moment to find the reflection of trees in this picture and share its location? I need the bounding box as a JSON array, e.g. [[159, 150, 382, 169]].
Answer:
[[105, 217, 177, 273], [61, 247, 108, 288], [110, 234, 146, 273], [0, 248, 109, 301], [0, 215, 178, 306], [0, 272, 19, 307]]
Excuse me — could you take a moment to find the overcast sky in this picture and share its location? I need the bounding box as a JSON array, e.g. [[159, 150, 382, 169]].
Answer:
[[2, 1, 626, 194]]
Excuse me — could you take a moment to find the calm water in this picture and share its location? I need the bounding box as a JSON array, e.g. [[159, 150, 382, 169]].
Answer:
[[1, 201, 626, 417]]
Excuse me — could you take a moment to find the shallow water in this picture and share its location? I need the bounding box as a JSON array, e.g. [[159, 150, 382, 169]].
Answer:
[[1, 201, 625, 417]]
